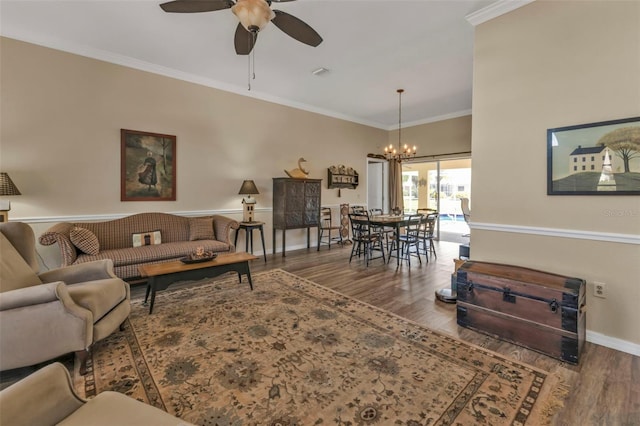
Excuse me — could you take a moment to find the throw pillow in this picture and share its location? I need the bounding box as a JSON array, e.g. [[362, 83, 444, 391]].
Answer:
[[189, 217, 215, 241], [69, 227, 100, 255], [132, 230, 162, 247]]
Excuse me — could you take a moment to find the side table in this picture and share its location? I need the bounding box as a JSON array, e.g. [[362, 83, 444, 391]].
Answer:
[[234, 221, 267, 262]]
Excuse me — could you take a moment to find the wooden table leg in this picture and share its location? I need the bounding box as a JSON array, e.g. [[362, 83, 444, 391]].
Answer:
[[148, 280, 157, 314], [259, 226, 267, 262], [272, 228, 276, 255]]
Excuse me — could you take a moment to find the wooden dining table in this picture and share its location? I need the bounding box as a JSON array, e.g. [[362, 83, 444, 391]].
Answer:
[[369, 214, 422, 266]]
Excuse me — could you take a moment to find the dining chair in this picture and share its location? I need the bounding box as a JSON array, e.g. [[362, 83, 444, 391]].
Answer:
[[318, 207, 342, 250], [350, 205, 368, 215], [348, 213, 385, 266], [387, 214, 423, 267], [419, 212, 438, 261], [369, 208, 394, 249]]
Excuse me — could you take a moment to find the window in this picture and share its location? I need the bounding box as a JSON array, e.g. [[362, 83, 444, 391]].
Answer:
[[408, 159, 471, 242], [574, 158, 577, 163], [402, 171, 419, 212], [591, 165, 595, 170], [591, 156, 595, 161], [582, 157, 586, 162], [574, 166, 577, 171], [582, 165, 586, 171]]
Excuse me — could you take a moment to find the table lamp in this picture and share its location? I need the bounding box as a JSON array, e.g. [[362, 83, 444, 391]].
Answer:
[[0, 172, 21, 222], [238, 180, 259, 222]]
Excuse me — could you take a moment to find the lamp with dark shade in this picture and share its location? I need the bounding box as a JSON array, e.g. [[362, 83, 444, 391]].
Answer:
[[238, 180, 259, 222], [0, 172, 22, 222]]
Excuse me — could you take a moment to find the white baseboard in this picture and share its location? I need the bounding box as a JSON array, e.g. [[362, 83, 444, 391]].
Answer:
[[586, 330, 640, 357]]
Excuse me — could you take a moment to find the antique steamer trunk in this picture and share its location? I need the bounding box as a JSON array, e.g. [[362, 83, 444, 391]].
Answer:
[[456, 261, 586, 364]]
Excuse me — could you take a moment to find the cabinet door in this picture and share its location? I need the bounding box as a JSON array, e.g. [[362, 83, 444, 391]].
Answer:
[[304, 181, 320, 226], [285, 180, 305, 227]]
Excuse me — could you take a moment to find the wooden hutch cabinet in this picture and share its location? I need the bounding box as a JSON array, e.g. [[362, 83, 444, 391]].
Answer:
[[272, 178, 321, 256]]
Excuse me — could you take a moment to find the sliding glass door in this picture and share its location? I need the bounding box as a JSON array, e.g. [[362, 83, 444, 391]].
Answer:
[[402, 158, 471, 242]]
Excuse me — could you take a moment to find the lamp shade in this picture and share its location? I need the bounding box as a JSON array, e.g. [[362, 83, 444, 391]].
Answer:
[[238, 180, 259, 195], [0, 173, 21, 196]]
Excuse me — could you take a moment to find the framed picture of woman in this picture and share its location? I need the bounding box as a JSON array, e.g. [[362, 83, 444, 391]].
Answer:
[[121, 129, 176, 201]]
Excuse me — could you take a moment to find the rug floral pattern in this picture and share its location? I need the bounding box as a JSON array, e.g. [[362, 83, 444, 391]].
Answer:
[[80, 269, 566, 425]]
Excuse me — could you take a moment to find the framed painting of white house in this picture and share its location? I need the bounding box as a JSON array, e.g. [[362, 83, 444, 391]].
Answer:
[[547, 116, 640, 195]]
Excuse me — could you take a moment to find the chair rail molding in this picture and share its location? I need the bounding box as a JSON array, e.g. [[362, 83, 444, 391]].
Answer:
[[15, 208, 272, 224], [471, 222, 640, 245]]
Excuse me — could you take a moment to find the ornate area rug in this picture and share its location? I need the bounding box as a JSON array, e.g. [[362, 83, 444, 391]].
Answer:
[[78, 269, 567, 425]]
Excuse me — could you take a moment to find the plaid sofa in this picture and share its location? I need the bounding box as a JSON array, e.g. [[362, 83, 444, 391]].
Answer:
[[39, 212, 239, 280]]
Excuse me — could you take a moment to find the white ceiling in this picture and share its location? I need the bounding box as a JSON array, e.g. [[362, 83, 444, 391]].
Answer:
[[1, 0, 501, 129]]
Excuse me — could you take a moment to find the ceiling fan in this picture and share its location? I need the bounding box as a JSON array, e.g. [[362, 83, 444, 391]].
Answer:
[[159, 0, 323, 55]]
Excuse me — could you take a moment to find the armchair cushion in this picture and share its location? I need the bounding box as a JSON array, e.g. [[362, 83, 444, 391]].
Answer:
[[70, 227, 100, 255], [67, 278, 128, 322], [0, 233, 42, 292], [58, 391, 193, 426]]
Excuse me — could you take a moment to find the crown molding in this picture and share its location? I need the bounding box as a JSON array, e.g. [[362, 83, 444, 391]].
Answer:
[[2, 32, 476, 131], [388, 109, 472, 131], [465, 0, 536, 27], [1, 33, 388, 130]]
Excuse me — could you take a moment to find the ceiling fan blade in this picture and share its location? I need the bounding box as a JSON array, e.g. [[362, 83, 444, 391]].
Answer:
[[272, 10, 323, 47], [234, 23, 257, 55], [160, 0, 234, 13]]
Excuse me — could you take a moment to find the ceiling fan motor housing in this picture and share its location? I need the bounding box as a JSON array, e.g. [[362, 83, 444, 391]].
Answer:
[[232, 0, 275, 32]]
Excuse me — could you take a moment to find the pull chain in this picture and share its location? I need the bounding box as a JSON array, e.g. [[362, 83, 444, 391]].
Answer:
[[247, 54, 251, 91], [247, 33, 251, 91], [247, 31, 257, 91]]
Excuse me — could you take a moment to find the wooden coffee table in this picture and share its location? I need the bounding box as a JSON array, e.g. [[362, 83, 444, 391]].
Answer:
[[139, 252, 258, 314]]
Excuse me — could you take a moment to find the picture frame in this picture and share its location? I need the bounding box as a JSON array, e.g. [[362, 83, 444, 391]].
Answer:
[[121, 129, 176, 201], [547, 116, 640, 195]]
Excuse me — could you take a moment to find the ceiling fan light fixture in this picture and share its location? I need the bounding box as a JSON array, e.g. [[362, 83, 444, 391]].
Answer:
[[232, 0, 275, 32]]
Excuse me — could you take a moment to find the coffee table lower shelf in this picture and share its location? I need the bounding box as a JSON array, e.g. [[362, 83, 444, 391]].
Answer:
[[138, 252, 258, 314]]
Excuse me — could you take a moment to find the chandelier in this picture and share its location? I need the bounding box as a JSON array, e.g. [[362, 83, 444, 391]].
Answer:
[[384, 89, 417, 162]]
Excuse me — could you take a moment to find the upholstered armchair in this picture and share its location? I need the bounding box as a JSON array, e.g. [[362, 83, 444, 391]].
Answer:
[[0, 362, 193, 426], [0, 222, 130, 374]]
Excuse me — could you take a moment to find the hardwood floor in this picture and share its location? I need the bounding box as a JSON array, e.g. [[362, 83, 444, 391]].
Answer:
[[157, 240, 635, 426], [2, 240, 636, 424]]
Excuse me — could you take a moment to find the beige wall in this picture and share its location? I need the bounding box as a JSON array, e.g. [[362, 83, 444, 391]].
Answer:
[[1, 38, 386, 260], [385, 115, 472, 158], [471, 1, 640, 346]]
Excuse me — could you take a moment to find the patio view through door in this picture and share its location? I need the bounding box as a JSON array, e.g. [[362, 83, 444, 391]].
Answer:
[[402, 158, 471, 243]]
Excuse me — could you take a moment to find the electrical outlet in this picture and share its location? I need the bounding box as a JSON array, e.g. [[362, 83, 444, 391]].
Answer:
[[593, 282, 606, 298]]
